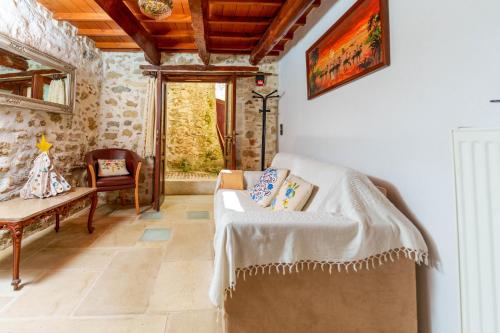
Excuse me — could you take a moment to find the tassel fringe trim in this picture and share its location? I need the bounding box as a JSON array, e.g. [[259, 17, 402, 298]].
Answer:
[[224, 247, 428, 300]]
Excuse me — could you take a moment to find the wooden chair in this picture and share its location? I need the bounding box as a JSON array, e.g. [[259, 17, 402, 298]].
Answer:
[[85, 149, 142, 214]]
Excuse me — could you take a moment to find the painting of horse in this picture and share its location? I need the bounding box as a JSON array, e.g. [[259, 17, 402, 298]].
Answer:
[[306, 0, 390, 99]]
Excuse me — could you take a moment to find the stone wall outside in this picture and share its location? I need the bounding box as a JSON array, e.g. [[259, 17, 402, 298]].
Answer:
[[166, 82, 224, 174], [161, 53, 280, 170]]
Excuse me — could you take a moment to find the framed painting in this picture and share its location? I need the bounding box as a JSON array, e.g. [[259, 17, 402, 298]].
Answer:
[[306, 0, 390, 99]]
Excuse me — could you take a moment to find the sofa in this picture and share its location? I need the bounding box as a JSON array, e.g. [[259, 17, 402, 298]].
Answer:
[[211, 153, 428, 333]]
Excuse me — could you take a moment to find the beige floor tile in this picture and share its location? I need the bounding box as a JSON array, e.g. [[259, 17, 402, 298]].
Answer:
[[0, 195, 217, 327], [70, 205, 115, 220], [21, 248, 116, 270], [159, 209, 214, 225], [90, 223, 146, 248], [0, 297, 12, 311], [108, 207, 143, 217], [141, 219, 173, 229], [0, 269, 46, 296], [160, 202, 187, 211], [135, 241, 170, 249], [0, 228, 57, 270], [1, 270, 98, 317], [148, 261, 214, 313], [166, 310, 222, 333], [164, 224, 213, 261], [0, 315, 167, 333], [158, 208, 188, 221], [178, 194, 214, 203], [75, 248, 163, 316], [161, 195, 213, 208], [46, 223, 108, 248], [70, 215, 137, 228]]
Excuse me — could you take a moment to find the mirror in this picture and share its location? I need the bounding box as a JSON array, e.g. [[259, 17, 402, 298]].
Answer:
[[0, 33, 75, 114]]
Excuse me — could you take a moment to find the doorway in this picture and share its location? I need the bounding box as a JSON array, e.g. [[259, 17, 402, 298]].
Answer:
[[152, 74, 237, 209], [162, 78, 236, 195]]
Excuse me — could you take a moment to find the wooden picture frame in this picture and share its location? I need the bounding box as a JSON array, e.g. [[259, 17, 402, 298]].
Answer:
[[306, 0, 390, 99]]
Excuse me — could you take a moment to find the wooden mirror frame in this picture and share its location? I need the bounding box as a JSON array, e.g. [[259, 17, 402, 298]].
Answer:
[[0, 33, 76, 114]]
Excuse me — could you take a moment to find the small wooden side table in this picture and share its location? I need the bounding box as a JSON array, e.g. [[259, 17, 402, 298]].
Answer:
[[0, 187, 98, 290]]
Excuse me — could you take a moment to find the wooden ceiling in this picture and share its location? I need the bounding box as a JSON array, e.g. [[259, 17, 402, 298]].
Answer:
[[37, 0, 320, 65]]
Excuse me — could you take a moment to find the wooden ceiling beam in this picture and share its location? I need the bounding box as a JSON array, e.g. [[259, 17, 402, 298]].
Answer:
[[160, 50, 198, 54], [188, 0, 210, 65], [209, 31, 293, 41], [208, 16, 270, 25], [209, 0, 283, 6], [94, 42, 140, 49], [140, 65, 260, 72], [156, 42, 197, 49], [211, 49, 280, 56], [153, 37, 194, 43], [208, 16, 306, 26], [211, 44, 284, 52], [94, 0, 161, 65], [152, 31, 194, 38], [250, 0, 315, 64], [77, 28, 127, 37], [53, 12, 110, 21], [53, 12, 190, 23], [136, 14, 191, 23]]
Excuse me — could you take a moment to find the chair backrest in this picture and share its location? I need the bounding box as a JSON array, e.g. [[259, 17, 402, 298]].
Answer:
[[85, 148, 140, 177]]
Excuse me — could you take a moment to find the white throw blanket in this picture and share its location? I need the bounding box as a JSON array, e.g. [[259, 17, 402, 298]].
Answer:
[[209, 169, 428, 307]]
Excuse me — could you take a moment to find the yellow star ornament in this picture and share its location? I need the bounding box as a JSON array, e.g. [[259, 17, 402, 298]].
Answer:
[[36, 135, 52, 153]]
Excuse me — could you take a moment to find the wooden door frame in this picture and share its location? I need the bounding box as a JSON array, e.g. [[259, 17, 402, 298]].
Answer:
[[152, 73, 164, 211], [228, 76, 237, 169], [152, 74, 237, 210]]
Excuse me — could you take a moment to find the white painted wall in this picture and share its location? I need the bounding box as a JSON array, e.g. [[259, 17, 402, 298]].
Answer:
[[278, 0, 500, 332]]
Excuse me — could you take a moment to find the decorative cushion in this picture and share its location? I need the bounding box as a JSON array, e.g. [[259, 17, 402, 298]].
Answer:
[[271, 175, 314, 211], [220, 170, 245, 190], [97, 159, 130, 177], [249, 168, 288, 207]]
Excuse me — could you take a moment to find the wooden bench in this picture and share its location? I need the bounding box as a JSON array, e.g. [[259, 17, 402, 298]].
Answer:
[[0, 188, 98, 290]]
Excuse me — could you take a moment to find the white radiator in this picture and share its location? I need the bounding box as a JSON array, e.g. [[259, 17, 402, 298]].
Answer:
[[453, 128, 500, 333]]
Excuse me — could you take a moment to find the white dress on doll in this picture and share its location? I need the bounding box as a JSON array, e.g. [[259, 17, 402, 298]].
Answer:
[[20, 152, 71, 199]]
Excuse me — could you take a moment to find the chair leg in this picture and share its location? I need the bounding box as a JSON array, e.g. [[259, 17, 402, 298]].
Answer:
[[134, 185, 140, 215]]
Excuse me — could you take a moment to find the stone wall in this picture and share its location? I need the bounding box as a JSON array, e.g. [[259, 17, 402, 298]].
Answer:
[[0, 0, 102, 248], [166, 83, 224, 174], [97, 53, 152, 204], [236, 74, 279, 170], [97, 52, 280, 181]]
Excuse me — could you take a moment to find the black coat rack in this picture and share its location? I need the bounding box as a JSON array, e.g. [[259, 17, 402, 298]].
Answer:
[[252, 90, 280, 171]]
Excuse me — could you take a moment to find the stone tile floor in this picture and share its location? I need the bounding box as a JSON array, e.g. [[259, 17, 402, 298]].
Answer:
[[0, 195, 221, 333], [164, 171, 218, 181]]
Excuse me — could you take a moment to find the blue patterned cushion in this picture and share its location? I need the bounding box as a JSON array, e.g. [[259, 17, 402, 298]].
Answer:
[[249, 168, 289, 207]]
